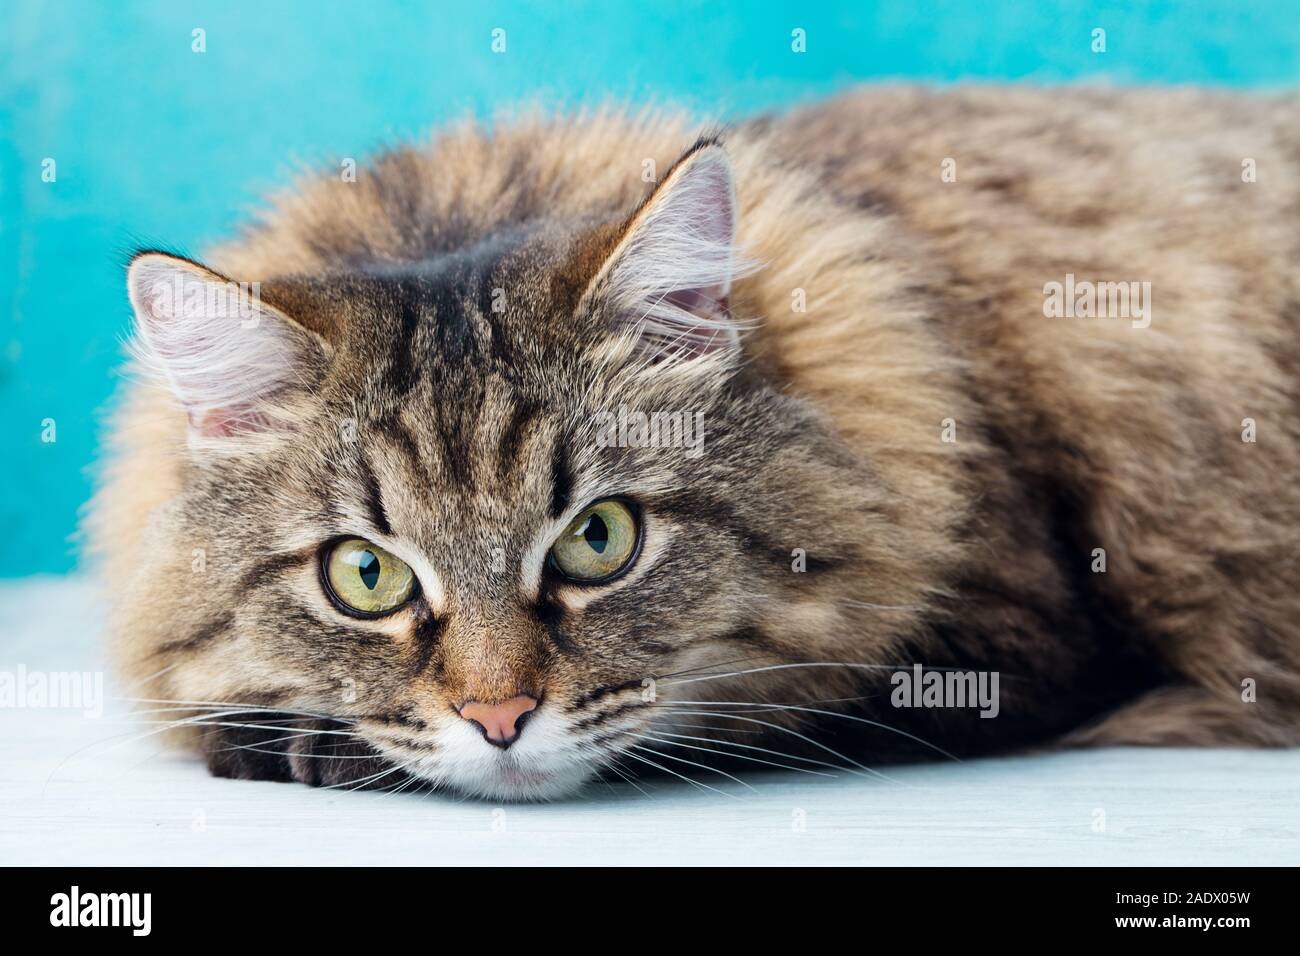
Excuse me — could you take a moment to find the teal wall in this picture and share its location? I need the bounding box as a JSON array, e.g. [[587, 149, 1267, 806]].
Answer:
[[3, 0, 1298, 575]]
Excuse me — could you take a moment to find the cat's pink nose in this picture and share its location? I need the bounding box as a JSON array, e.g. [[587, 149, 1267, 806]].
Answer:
[[457, 695, 539, 748]]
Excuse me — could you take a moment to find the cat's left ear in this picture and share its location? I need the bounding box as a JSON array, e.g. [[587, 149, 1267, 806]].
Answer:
[[586, 141, 752, 358]]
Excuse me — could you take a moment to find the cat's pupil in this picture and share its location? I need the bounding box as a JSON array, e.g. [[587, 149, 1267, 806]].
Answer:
[[357, 550, 381, 590], [583, 513, 609, 554]]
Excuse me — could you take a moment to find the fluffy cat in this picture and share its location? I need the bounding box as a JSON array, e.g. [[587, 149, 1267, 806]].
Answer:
[[91, 87, 1300, 800]]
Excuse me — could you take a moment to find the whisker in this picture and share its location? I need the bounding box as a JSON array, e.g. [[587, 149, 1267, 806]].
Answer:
[[642, 730, 846, 774], [663, 697, 868, 708], [116, 697, 355, 723], [660, 699, 960, 761], [595, 754, 651, 798], [214, 742, 377, 760], [121, 662, 179, 693], [372, 765, 431, 799], [649, 707, 902, 783], [208, 726, 372, 760], [92, 709, 290, 753], [651, 654, 777, 681], [629, 732, 835, 778], [626, 743, 756, 792], [660, 720, 763, 735], [613, 746, 734, 798], [42, 708, 342, 795], [129, 718, 360, 737], [318, 761, 407, 793], [664, 661, 981, 687], [118, 708, 351, 726]]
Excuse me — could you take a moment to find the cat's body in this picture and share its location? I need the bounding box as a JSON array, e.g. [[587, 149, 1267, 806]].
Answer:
[[93, 87, 1300, 798]]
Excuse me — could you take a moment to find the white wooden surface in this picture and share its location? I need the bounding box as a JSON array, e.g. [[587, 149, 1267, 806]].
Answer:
[[3, 577, 1298, 866]]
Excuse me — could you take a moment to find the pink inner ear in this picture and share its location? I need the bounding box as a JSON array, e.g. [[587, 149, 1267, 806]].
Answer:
[[664, 287, 725, 316], [190, 407, 272, 439], [602, 146, 752, 360], [658, 289, 734, 355], [129, 255, 328, 439]]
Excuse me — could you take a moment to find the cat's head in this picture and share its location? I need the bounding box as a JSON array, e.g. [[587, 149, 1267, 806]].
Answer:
[[121, 142, 891, 799]]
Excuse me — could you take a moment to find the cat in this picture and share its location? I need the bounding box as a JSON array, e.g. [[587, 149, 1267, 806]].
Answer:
[[90, 87, 1300, 800]]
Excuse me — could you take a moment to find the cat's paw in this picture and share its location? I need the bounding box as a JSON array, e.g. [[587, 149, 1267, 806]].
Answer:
[[201, 715, 412, 790]]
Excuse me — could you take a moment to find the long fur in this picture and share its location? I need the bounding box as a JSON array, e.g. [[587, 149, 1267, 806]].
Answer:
[[89, 88, 1300, 800]]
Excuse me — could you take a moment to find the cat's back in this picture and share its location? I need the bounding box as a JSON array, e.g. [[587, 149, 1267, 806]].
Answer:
[[766, 86, 1300, 512], [763, 85, 1300, 478], [767, 85, 1300, 250], [763, 86, 1300, 364], [764, 86, 1300, 705]]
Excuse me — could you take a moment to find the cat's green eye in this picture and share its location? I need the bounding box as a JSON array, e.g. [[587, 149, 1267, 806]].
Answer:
[[322, 538, 417, 617], [549, 499, 641, 583]]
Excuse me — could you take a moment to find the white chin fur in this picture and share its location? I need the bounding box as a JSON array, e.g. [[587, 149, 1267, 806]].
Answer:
[[372, 708, 599, 801]]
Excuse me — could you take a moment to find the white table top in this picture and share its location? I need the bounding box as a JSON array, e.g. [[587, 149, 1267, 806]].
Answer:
[[4, 577, 1297, 866]]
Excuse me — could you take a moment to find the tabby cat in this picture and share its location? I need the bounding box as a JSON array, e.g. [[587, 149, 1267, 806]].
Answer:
[[92, 88, 1300, 799]]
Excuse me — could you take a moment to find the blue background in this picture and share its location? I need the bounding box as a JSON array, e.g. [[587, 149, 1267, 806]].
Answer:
[[3, 0, 1298, 576]]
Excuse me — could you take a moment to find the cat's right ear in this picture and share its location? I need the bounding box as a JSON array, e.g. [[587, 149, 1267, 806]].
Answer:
[[127, 252, 330, 440]]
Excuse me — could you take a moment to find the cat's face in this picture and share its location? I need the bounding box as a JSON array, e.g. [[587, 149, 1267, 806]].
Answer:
[[124, 145, 884, 799]]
